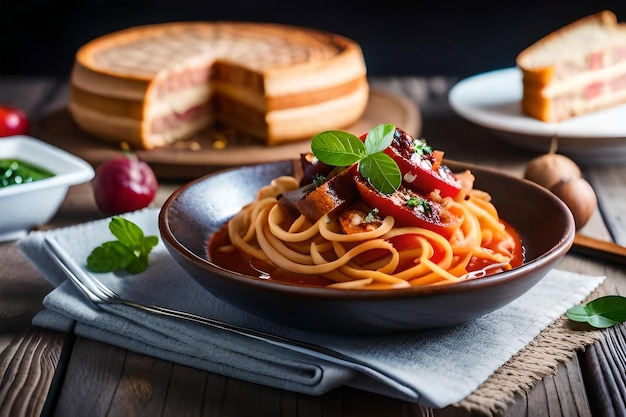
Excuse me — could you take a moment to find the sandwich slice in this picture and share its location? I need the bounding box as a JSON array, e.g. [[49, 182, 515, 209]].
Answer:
[[517, 10, 626, 122]]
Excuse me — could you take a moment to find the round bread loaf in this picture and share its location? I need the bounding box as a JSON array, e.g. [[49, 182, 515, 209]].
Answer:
[[69, 22, 369, 149]]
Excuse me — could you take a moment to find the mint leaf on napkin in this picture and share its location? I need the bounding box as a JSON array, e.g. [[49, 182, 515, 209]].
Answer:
[[566, 295, 626, 328], [87, 216, 159, 274]]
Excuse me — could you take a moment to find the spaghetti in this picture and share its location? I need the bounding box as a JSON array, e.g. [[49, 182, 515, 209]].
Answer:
[[209, 125, 523, 290]]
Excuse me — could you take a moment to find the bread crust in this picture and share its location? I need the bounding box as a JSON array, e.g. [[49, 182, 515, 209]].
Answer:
[[516, 11, 619, 74]]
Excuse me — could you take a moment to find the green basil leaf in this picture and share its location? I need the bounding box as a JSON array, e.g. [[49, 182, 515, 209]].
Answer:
[[311, 130, 367, 166], [86, 217, 159, 275], [109, 216, 144, 248], [359, 153, 401, 195], [142, 235, 159, 252], [87, 241, 135, 272], [363, 123, 395, 155], [126, 252, 150, 274], [566, 295, 626, 328], [309, 123, 403, 194]]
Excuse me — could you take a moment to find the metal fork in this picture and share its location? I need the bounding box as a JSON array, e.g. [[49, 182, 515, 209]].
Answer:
[[42, 236, 409, 395]]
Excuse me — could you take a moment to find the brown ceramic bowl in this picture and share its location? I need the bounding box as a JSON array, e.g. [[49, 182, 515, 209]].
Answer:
[[159, 159, 575, 335]]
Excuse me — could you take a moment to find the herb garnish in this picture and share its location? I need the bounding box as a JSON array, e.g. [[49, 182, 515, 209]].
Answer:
[[311, 123, 401, 195], [411, 139, 432, 157], [0, 159, 55, 188], [312, 173, 326, 188], [566, 295, 626, 328], [86, 217, 159, 274], [406, 196, 432, 214], [364, 208, 379, 223]]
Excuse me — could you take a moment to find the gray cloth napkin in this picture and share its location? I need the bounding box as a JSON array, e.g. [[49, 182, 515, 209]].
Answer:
[[18, 208, 605, 408]]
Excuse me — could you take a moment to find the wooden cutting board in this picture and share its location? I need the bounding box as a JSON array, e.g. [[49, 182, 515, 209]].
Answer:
[[34, 89, 421, 180]]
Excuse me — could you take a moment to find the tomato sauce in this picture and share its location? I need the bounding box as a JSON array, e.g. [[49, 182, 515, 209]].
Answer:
[[466, 220, 524, 273], [207, 225, 336, 287], [207, 220, 525, 288]]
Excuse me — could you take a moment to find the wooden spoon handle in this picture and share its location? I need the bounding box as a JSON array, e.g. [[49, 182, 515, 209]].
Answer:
[[570, 234, 626, 265]]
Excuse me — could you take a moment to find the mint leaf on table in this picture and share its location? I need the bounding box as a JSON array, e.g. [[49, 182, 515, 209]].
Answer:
[[86, 217, 159, 274], [566, 295, 626, 328], [311, 123, 401, 195]]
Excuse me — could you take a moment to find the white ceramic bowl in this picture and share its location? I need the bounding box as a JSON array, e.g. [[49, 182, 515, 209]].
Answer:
[[0, 136, 94, 242]]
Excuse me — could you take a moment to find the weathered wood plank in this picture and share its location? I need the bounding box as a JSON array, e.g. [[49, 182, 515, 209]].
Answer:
[[587, 166, 626, 248], [0, 328, 65, 417], [54, 338, 126, 417], [582, 324, 626, 416]]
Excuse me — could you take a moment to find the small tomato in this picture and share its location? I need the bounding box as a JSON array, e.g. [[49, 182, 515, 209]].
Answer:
[[354, 172, 462, 239], [0, 105, 29, 137]]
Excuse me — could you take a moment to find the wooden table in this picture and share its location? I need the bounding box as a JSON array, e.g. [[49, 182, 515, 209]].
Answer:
[[1, 76, 625, 417]]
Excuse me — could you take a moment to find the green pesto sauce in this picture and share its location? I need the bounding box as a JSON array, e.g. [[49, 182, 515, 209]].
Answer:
[[0, 159, 55, 188]]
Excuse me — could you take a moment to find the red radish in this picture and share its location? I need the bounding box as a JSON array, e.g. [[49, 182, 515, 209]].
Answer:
[[92, 155, 158, 214]]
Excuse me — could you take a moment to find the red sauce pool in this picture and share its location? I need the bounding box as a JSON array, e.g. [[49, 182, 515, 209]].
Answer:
[[208, 225, 336, 286], [207, 221, 524, 288]]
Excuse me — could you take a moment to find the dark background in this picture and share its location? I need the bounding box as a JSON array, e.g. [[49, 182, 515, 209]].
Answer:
[[2, 1, 626, 79]]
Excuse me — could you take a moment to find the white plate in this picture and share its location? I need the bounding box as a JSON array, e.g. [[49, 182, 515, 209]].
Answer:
[[449, 67, 626, 165]]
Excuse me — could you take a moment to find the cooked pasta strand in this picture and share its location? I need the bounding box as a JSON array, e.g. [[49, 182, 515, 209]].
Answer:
[[221, 173, 519, 290]]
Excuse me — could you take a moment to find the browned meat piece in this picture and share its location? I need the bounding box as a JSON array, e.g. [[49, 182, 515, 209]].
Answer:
[[294, 167, 357, 223]]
